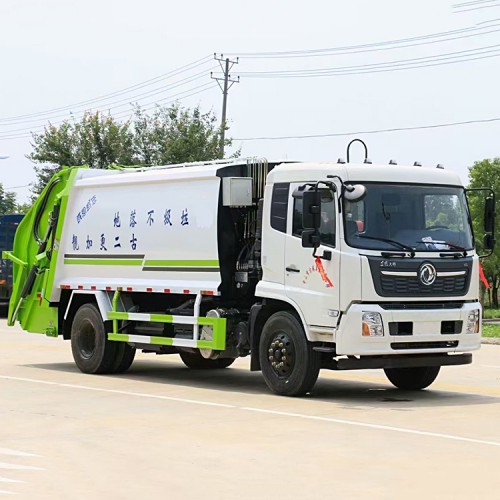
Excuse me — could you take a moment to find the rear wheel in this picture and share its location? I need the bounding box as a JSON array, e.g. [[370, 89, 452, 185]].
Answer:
[[259, 311, 320, 396], [110, 342, 136, 374], [71, 303, 117, 374], [384, 366, 440, 390], [179, 351, 236, 369]]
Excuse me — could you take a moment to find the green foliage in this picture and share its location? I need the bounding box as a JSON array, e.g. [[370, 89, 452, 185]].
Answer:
[[15, 202, 33, 214], [483, 308, 500, 319], [468, 158, 500, 306], [0, 183, 18, 215], [28, 112, 134, 194], [481, 324, 500, 338], [28, 104, 236, 195]]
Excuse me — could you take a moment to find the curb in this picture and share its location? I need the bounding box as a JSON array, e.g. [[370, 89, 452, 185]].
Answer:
[[481, 337, 500, 345]]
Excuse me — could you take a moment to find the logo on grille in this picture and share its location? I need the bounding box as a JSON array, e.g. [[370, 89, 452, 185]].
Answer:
[[419, 263, 437, 286]]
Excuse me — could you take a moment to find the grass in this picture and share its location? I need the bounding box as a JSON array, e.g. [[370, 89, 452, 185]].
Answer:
[[483, 308, 500, 319], [481, 324, 500, 338]]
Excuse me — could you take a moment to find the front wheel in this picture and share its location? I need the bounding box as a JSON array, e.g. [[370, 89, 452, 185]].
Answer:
[[384, 366, 440, 390], [259, 311, 320, 396]]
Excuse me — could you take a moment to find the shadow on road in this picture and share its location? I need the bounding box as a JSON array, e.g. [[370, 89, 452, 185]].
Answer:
[[23, 358, 499, 409]]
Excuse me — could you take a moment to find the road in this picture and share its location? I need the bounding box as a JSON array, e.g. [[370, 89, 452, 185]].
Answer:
[[1, 320, 499, 499]]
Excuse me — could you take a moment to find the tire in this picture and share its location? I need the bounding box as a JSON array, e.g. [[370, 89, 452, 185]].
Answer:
[[71, 303, 117, 374], [259, 311, 320, 396], [384, 366, 440, 390], [179, 351, 236, 369], [110, 342, 136, 374]]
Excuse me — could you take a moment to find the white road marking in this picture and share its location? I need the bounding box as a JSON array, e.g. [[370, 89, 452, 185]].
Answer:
[[2, 374, 500, 448], [0, 464, 44, 472], [0, 449, 38, 458], [0, 375, 235, 409], [0, 490, 17, 495], [242, 407, 500, 447], [0, 479, 23, 484]]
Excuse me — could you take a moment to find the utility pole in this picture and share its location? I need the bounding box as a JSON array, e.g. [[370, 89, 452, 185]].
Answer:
[[211, 53, 239, 159]]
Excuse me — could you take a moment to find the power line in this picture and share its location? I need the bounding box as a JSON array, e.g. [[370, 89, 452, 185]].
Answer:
[[4, 184, 31, 190], [0, 81, 218, 137], [229, 23, 500, 59], [236, 44, 500, 78], [234, 26, 500, 60], [0, 70, 216, 130], [453, 1, 500, 12], [0, 55, 213, 123], [453, 0, 500, 8], [234, 116, 500, 141], [0, 82, 219, 141]]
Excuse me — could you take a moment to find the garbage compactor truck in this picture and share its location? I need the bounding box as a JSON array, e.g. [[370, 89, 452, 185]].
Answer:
[[3, 154, 496, 396]]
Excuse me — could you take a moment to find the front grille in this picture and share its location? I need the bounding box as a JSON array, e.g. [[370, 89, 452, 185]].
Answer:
[[368, 256, 472, 298], [379, 301, 464, 310], [391, 341, 459, 350], [381, 275, 467, 295]]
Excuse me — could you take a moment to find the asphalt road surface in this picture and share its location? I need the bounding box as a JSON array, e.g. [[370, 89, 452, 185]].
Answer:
[[1, 320, 500, 499]]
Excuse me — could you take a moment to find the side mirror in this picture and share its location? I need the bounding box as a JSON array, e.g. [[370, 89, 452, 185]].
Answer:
[[302, 190, 321, 230], [484, 234, 496, 250], [484, 196, 495, 233], [302, 230, 320, 249], [344, 184, 367, 202]]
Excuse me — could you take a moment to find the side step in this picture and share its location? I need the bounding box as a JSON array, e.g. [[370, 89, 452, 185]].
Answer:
[[107, 290, 226, 350]]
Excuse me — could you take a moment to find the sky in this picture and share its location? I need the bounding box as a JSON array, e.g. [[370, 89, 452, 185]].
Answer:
[[1, 0, 500, 203]]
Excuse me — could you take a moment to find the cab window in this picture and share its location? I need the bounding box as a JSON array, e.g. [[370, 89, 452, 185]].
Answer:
[[292, 189, 336, 247]]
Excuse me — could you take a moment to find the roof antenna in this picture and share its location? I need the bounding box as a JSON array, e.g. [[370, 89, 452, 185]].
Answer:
[[346, 139, 368, 163]]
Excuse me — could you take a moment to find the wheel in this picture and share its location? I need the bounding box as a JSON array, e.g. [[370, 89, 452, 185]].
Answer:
[[71, 303, 117, 374], [384, 366, 440, 390], [179, 351, 236, 369], [259, 311, 320, 396], [110, 342, 136, 374]]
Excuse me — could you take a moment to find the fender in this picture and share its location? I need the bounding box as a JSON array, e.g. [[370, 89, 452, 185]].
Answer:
[[256, 281, 311, 338], [64, 290, 114, 321]]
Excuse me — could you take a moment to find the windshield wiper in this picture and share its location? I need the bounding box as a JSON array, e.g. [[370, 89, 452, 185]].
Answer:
[[415, 239, 467, 257], [358, 235, 415, 256]]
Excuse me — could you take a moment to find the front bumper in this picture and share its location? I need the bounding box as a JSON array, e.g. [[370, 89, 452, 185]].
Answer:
[[335, 302, 481, 356]]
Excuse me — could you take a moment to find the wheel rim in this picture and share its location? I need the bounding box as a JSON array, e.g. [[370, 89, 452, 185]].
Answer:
[[78, 320, 96, 359], [267, 331, 295, 378]]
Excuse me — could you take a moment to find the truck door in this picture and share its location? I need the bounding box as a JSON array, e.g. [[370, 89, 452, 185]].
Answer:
[[285, 184, 341, 328]]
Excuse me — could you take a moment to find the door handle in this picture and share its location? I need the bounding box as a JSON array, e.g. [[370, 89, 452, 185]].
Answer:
[[286, 266, 300, 273]]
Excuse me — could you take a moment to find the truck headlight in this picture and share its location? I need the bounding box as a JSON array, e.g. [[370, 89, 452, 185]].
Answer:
[[362, 312, 384, 337], [466, 310, 480, 334]]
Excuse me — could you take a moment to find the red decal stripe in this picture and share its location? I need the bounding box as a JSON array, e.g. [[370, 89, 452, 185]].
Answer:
[[479, 262, 490, 289]]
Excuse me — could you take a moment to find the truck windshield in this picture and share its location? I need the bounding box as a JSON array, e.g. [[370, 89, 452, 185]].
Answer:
[[343, 183, 473, 252]]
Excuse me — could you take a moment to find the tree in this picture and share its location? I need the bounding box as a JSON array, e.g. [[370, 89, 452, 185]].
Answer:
[[28, 104, 235, 195], [132, 104, 229, 165], [28, 112, 134, 194], [0, 183, 17, 215], [15, 202, 33, 214], [468, 158, 500, 307]]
